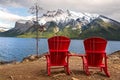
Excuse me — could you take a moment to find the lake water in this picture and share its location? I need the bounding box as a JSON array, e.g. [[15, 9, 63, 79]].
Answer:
[[0, 37, 120, 62]]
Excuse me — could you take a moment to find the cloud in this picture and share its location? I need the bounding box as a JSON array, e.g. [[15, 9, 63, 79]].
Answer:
[[0, 22, 10, 28], [36, 0, 120, 22], [0, 0, 34, 8], [108, 11, 120, 22], [0, 7, 33, 29], [1, 0, 120, 10], [0, 10, 24, 22], [0, 9, 21, 28], [41, 0, 120, 22], [0, 0, 120, 23]]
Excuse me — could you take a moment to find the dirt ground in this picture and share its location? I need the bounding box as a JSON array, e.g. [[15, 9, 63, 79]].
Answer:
[[0, 51, 120, 80]]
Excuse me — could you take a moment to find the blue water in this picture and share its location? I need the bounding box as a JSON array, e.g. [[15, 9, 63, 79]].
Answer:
[[0, 37, 120, 61]]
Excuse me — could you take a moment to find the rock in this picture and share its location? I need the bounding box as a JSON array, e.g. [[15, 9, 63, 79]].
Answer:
[[0, 60, 17, 65], [109, 55, 119, 60], [71, 77, 79, 80], [22, 59, 29, 63], [29, 55, 37, 61], [14, 62, 20, 64], [21, 52, 48, 62], [22, 55, 38, 62], [53, 73, 66, 77]]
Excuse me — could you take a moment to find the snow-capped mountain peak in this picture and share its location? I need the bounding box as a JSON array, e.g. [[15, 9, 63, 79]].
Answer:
[[39, 9, 100, 26], [43, 9, 65, 17]]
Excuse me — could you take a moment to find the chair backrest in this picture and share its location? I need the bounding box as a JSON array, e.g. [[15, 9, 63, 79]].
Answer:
[[48, 36, 70, 65], [84, 37, 107, 66]]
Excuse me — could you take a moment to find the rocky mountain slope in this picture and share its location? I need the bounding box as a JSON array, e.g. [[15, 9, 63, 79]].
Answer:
[[0, 9, 120, 40]]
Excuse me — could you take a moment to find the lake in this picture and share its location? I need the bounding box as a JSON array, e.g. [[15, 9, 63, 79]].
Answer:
[[0, 37, 120, 62]]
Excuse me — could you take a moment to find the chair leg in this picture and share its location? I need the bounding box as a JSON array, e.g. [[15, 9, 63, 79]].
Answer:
[[100, 67, 102, 72], [84, 65, 90, 75], [83, 62, 85, 71], [103, 67, 110, 77], [64, 65, 70, 75], [47, 64, 51, 76]]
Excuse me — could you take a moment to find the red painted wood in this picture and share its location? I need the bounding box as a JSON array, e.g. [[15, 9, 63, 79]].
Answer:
[[45, 36, 71, 75], [83, 37, 110, 77]]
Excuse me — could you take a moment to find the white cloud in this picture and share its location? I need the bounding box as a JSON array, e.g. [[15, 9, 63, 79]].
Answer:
[[39, 0, 120, 22], [0, 0, 35, 8], [0, 8, 33, 29], [0, 0, 120, 29], [0, 10, 24, 22], [0, 10, 21, 29], [0, 22, 10, 28], [108, 11, 120, 22]]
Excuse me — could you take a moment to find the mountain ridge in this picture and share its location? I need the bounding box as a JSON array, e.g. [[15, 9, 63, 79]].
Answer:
[[0, 9, 120, 40]]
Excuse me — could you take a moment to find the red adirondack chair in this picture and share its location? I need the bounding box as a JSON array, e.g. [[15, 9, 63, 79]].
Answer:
[[82, 37, 110, 77], [45, 36, 71, 75]]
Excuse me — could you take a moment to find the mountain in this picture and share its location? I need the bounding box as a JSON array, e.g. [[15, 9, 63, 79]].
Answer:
[[79, 15, 120, 40], [0, 9, 120, 40], [39, 9, 99, 29], [0, 20, 34, 37]]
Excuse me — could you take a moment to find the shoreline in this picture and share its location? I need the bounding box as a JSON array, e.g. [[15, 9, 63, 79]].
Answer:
[[0, 52, 47, 65], [0, 50, 120, 80], [0, 50, 120, 65], [1, 36, 120, 41]]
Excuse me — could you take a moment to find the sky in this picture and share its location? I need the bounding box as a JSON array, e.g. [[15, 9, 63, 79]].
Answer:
[[0, 0, 120, 29]]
